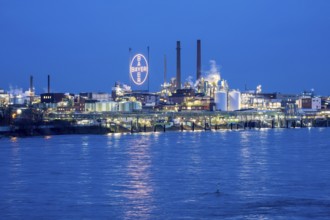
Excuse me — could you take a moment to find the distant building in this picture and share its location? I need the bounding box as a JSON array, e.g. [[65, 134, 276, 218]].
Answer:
[[240, 92, 296, 112], [241, 92, 278, 110], [8, 88, 31, 105], [0, 90, 9, 107], [57, 106, 75, 113], [181, 96, 215, 111], [169, 89, 195, 105], [79, 92, 111, 102], [126, 92, 159, 109], [40, 93, 66, 104], [321, 97, 330, 109], [74, 96, 85, 112], [297, 97, 321, 111], [156, 104, 179, 112]]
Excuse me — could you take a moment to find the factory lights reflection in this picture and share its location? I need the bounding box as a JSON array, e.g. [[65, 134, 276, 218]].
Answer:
[[124, 136, 154, 219]]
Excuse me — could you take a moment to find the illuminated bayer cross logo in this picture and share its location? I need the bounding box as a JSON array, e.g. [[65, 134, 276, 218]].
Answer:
[[130, 54, 149, 86]]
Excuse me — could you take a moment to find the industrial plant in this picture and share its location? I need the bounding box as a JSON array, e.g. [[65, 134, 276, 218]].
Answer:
[[1, 40, 330, 136]]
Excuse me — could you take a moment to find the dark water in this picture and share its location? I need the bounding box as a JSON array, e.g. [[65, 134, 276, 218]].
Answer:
[[1, 128, 330, 219]]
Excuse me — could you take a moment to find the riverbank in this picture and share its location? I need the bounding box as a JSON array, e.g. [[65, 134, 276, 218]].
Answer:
[[1, 117, 329, 138]]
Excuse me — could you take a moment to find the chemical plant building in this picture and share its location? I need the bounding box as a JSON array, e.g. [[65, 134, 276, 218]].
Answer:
[[1, 40, 330, 120]]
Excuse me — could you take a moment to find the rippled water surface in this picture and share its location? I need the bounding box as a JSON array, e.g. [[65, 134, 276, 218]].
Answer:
[[1, 128, 330, 219]]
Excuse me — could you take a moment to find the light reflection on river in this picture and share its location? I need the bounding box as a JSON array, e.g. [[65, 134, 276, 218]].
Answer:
[[1, 128, 330, 219], [123, 134, 154, 219]]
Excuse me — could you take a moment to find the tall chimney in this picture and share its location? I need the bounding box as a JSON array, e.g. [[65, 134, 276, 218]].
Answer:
[[48, 74, 50, 93], [30, 75, 33, 93], [30, 75, 34, 104], [176, 41, 181, 90], [197, 39, 201, 81], [164, 54, 167, 84]]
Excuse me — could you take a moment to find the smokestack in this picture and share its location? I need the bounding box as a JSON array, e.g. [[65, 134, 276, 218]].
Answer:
[[164, 54, 167, 84], [147, 46, 150, 92], [30, 75, 33, 93], [176, 41, 181, 90], [48, 75, 50, 93], [30, 75, 33, 104], [197, 39, 201, 80]]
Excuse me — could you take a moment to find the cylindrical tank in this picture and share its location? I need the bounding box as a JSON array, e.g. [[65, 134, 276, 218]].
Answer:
[[109, 101, 118, 111], [118, 101, 132, 112], [85, 102, 96, 112], [119, 102, 129, 112], [92, 101, 118, 112], [132, 101, 142, 111], [214, 90, 227, 111], [228, 90, 241, 111], [96, 102, 105, 112]]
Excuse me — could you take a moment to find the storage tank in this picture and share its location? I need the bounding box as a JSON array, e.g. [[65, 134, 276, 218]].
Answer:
[[132, 101, 142, 111], [118, 102, 124, 112], [119, 101, 131, 112], [85, 102, 96, 112], [214, 90, 227, 111], [118, 101, 142, 112], [96, 102, 106, 112], [228, 90, 241, 111], [119, 102, 133, 112], [87, 101, 119, 112], [109, 101, 118, 111]]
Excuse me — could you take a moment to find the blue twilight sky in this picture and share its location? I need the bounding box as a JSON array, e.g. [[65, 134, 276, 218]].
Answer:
[[1, 0, 330, 95]]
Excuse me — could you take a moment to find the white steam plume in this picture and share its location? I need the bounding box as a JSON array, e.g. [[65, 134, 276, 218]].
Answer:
[[204, 60, 221, 86], [185, 76, 195, 89]]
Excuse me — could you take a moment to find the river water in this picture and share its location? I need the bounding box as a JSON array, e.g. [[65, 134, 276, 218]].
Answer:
[[0, 128, 330, 219]]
